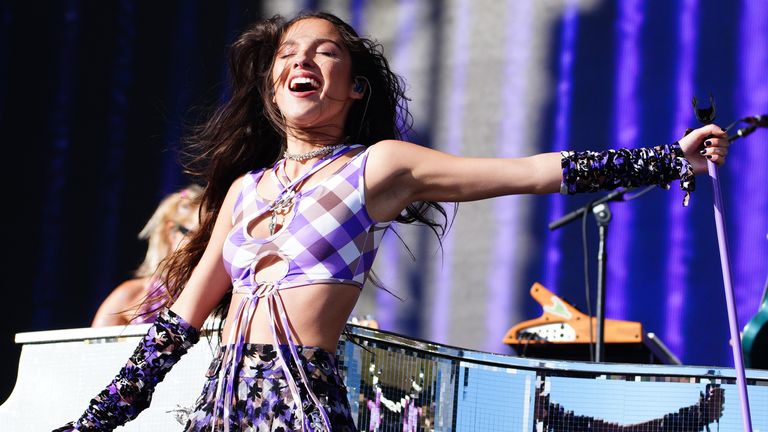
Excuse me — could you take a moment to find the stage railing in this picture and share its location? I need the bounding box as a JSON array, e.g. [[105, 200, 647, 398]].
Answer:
[[1, 322, 767, 430]]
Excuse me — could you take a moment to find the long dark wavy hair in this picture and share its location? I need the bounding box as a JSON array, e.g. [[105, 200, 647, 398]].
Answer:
[[153, 11, 449, 324]]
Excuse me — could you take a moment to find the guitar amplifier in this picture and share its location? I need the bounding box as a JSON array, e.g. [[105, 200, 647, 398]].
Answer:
[[503, 283, 681, 365]]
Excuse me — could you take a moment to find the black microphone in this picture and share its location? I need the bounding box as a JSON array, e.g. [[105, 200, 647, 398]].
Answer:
[[728, 114, 768, 142], [743, 114, 768, 127], [548, 188, 630, 231]]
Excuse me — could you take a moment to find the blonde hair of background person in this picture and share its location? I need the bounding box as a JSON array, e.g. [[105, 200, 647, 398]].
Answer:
[[91, 185, 203, 327]]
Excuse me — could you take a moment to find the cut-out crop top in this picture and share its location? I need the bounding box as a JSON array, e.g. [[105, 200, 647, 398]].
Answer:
[[223, 145, 390, 291], [213, 145, 391, 431]]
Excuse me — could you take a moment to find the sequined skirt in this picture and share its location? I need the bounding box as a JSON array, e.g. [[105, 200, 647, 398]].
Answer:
[[183, 343, 356, 431]]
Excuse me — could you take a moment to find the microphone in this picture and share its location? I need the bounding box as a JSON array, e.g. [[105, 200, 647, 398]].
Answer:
[[743, 114, 768, 127], [728, 114, 768, 142], [548, 188, 630, 231]]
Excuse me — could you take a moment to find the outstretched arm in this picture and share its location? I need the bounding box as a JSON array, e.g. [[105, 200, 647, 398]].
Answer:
[[169, 175, 244, 327], [364, 124, 727, 221], [56, 177, 243, 431], [55, 310, 199, 432]]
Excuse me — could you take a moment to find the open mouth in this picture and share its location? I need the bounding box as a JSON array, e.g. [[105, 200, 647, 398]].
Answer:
[[289, 76, 320, 92]]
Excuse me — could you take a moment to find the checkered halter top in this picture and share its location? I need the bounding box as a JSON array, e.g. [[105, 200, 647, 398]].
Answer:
[[217, 145, 390, 431]]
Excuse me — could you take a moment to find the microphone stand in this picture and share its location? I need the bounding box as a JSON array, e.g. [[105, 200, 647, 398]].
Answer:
[[547, 111, 764, 367], [707, 159, 752, 431], [699, 106, 765, 432], [549, 187, 635, 362], [592, 202, 611, 363]]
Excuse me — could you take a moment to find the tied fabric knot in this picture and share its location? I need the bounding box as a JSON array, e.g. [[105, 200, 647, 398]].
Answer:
[[213, 280, 332, 432], [560, 142, 695, 206], [253, 281, 277, 298]]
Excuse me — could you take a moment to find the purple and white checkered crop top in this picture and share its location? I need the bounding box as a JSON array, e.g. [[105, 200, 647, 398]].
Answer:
[[214, 145, 390, 430], [223, 145, 390, 290]]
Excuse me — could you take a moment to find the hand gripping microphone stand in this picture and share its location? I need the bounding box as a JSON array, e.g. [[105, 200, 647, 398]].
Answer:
[[694, 97, 767, 432], [547, 103, 766, 385]]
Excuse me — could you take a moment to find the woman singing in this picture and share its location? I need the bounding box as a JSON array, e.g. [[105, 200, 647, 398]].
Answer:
[[58, 11, 729, 432]]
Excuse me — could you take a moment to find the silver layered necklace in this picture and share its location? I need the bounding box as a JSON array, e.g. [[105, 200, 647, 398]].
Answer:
[[268, 144, 347, 235], [283, 144, 345, 162]]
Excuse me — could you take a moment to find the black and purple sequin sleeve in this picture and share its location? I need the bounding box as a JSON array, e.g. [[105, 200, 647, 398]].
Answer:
[[55, 309, 199, 432], [560, 142, 695, 205]]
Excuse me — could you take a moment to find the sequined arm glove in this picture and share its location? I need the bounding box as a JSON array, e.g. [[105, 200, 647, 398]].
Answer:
[[560, 142, 696, 205], [53, 309, 199, 432]]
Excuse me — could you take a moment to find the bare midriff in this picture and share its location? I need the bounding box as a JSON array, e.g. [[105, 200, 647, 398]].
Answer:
[[222, 282, 361, 353], [221, 149, 372, 353]]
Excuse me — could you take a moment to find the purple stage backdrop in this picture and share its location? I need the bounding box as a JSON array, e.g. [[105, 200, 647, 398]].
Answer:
[[2, 0, 767, 403]]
